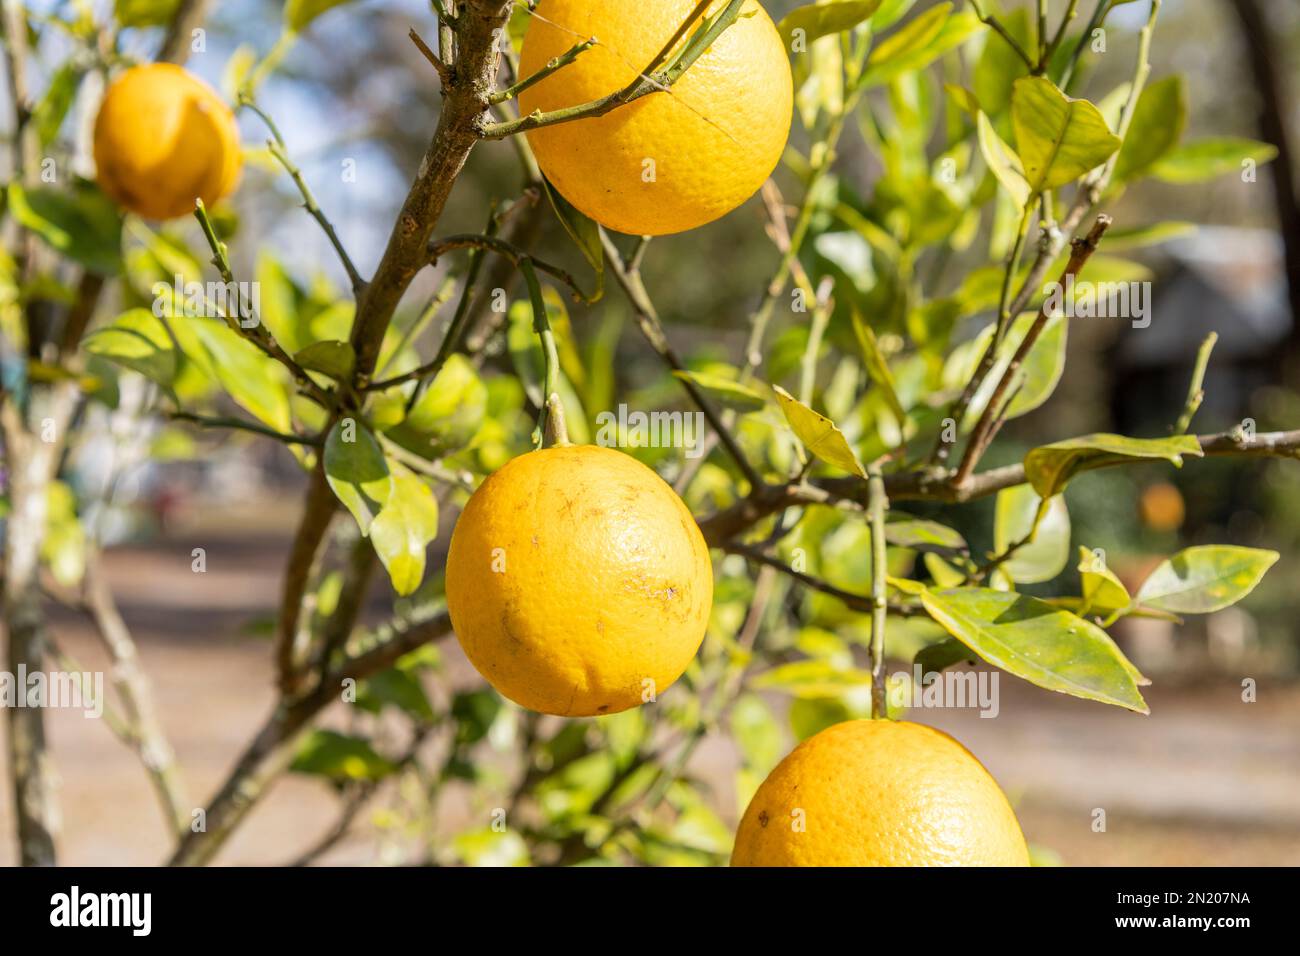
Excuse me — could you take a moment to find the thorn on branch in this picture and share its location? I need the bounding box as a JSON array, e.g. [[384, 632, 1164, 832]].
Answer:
[[410, 28, 453, 87]]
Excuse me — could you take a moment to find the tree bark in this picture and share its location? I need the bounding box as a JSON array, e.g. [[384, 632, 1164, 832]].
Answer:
[[1226, 0, 1300, 380]]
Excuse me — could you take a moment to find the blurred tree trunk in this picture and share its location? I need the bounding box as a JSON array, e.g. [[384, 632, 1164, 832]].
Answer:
[[1227, 0, 1300, 383]]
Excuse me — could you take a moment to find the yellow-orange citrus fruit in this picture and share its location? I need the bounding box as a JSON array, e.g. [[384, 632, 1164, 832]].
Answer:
[[518, 0, 793, 236], [94, 64, 241, 220], [445, 444, 712, 716], [732, 720, 1031, 867], [1139, 481, 1185, 532]]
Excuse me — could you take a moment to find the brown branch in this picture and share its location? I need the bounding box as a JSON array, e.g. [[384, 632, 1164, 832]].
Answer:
[[351, 2, 515, 386], [83, 554, 190, 837], [157, 0, 213, 65], [952, 215, 1113, 487], [696, 428, 1300, 546], [168, 610, 454, 866], [601, 230, 764, 491]]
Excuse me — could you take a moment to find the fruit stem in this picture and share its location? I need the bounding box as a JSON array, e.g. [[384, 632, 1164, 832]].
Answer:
[[868, 463, 890, 719], [521, 257, 571, 447]]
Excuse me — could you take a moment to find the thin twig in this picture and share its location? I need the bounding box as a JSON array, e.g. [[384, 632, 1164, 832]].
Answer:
[[479, 0, 747, 139], [490, 36, 594, 103], [1174, 333, 1218, 435], [240, 95, 367, 296], [953, 215, 1114, 487]]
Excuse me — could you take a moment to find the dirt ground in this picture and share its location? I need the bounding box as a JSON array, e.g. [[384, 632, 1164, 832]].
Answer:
[[1, 510, 1298, 867]]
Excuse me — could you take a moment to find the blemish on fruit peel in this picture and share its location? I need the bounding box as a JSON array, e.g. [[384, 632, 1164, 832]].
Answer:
[[595, 404, 707, 458], [0, 665, 103, 719], [888, 667, 1000, 718]]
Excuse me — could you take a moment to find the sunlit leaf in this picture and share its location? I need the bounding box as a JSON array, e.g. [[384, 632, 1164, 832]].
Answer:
[[290, 729, 397, 781], [919, 587, 1148, 712], [369, 466, 440, 597], [1024, 433, 1202, 498], [1134, 545, 1279, 614], [1112, 75, 1187, 183], [83, 309, 176, 388], [772, 385, 867, 477], [1011, 76, 1121, 194], [994, 485, 1070, 585], [778, 0, 883, 46], [324, 418, 392, 535], [1150, 137, 1278, 184], [673, 370, 767, 413]]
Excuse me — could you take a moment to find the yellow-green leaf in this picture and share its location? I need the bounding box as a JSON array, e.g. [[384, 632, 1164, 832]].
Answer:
[[1011, 76, 1121, 194], [1135, 545, 1278, 614], [1024, 433, 1202, 498], [772, 385, 866, 477], [369, 466, 440, 597], [919, 587, 1148, 712]]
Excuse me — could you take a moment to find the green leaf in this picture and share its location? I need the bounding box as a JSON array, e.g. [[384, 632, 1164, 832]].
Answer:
[[779, 1, 883, 45], [1077, 546, 1131, 618], [919, 587, 1148, 712], [751, 659, 874, 699], [977, 111, 1030, 206], [730, 694, 784, 776], [851, 310, 907, 424], [1112, 75, 1187, 183], [914, 636, 974, 678], [884, 514, 967, 555], [83, 308, 176, 388], [8, 182, 122, 275], [788, 697, 856, 741], [1023, 433, 1202, 498], [41, 481, 85, 589], [1103, 221, 1196, 251], [771, 385, 867, 478], [1134, 546, 1279, 614], [994, 485, 1070, 585], [923, 553, 966, 588], [672, 370, 767, 413], [862, 5, 979, 88], [114, 0, 181, 28], [369, 466, 440, 597], [973, 7, 1031, 115], [1004, 312, 1067, 419], [290, 730, 397, 781], [1011, 76, 1121, 194], [452, 828, 530, 867], [357, 667, 435, 722], [540, 177, 602, 300], [392, 354, 487, 457], [324, 418, 392, 535], [185, 318, 293, 432], [1150, 137, 1278, 184], [284, 0, 357, 32], [32, 63, 80, 147], [293, 339, 355, 381]]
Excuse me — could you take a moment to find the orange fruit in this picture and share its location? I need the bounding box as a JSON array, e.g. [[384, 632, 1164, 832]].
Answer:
[[1139, 481, 1185, 533], [94, 64, 241, 220], [517, 0, 792, 236], [732, 719, 1031, 866], [445, 444, 712, 716]]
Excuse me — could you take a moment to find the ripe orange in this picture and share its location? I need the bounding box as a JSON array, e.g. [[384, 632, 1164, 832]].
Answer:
[[1139, 481, 1185, 532], [445, 445, 712, 716], [732, 719, 1031, 866], [517, 0, 793, 236], [94, 64, 241, 220]]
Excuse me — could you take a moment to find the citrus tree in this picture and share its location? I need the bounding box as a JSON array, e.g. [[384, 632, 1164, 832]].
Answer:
[[1, 0, 1294, 866]]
